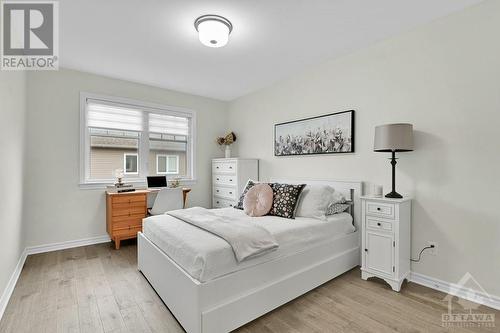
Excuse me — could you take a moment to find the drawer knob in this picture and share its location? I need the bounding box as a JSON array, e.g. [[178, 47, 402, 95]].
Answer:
[[364, 248, 368, 252], [377, 222, 381, 226], [229, 179, 233, 182], [229, 191, 233, 194], [216, 190, 219, 192], [217, 178, 220, 180], [216, 166, 219, 169], [377, 207, 381, 211], [217, 201, 220, 204], [229, 166, 233, 169]]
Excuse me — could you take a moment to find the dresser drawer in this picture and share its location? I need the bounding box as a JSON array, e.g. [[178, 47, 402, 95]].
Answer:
[[112, 206, 146, 217], [366, 218, 393, 232], [213, 186, 237, 200], [213, 161, 237, 174], [112, 194, 146, 204], [366, 201, 395, 219], [213, 197, 236, 208], [213, 174, 236, 186]]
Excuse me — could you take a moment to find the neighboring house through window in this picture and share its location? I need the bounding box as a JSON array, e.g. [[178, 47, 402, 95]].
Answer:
[[124, 153, 138, 174], [80, 93, 196, 186], [157, 154, 179, 175]]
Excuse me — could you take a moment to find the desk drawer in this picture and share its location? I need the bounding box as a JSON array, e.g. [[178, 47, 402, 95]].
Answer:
[[113, 225, 142, 238], [112, 215, 144, 230], [213, 186, 237, 200], [112, 194, 146, 205], [366, 202, 395, 219], [213, 161, 237, 174], [213, 174, 236, 186], [112, 206, 146, 217], [366, 218, 393, 232], [112, 201, 146, 210]]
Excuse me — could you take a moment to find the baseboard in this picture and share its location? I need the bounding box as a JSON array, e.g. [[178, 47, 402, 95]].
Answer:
[[409, 271, 500, 310], [25, 234, 110, 255], [0, 249, 27, 321], [0, 235, 110, 321]]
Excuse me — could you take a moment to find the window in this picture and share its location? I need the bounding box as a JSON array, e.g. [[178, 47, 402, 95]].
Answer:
[[124, 153, 138, 174], [80, 93, 196, 186], [157, 155, 179, 175]]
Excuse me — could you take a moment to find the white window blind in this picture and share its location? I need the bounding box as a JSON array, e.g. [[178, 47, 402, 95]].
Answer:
[[80, 93, 196, 186], [149, 113, 189, 135], [87, 100, 143, 131]]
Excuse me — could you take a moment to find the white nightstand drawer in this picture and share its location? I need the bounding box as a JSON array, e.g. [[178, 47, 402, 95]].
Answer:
[[213, 186, 237, 200], [366, 202, 395, 219], [213, 174, 236, 185], [213, 197, 236, 208], [212, 161, 237, 174], [366, 218, 393, 232]]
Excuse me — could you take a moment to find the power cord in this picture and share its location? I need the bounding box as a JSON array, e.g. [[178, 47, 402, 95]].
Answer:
[[410, 244, 435, 262]]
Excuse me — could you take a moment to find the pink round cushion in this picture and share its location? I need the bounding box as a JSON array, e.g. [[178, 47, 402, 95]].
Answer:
[[243, 183, 273, 217]]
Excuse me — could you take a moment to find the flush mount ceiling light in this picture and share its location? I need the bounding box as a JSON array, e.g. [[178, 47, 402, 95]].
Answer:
[[194, 15, 233, 48]]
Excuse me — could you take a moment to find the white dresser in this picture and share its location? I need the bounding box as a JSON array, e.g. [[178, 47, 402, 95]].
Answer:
[[360, 196, 412, 291], [212, 158, 259, 208]]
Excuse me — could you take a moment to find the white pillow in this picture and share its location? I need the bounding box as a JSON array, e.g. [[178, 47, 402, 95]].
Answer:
[[294, 185, 335, 220], [331, 191, 347, 204]]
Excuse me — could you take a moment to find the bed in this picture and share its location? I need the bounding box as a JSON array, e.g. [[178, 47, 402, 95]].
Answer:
[[138, 179, 362, 333]]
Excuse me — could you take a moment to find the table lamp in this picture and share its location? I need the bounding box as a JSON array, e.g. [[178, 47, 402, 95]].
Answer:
[[374, 123, 413, 198]]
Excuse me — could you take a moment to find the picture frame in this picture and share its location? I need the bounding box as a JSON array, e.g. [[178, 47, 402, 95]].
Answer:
[[274, 110, 355, 156]]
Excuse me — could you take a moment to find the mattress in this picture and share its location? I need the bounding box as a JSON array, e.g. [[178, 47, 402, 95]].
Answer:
[[143, 207, 355, 282]]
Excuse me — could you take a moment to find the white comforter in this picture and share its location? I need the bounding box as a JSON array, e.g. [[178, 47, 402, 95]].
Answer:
[[167, 207, 278, 262], [143, 207, 355, 282]]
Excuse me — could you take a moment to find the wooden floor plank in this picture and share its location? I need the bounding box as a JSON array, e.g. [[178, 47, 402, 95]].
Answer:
[[1, 241, 498, 333]]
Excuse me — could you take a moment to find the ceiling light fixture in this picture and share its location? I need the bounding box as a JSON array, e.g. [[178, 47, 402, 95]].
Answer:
[[194, 15, 232, 48]]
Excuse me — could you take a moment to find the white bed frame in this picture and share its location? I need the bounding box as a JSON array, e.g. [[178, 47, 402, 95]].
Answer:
[[138, 179, 362, 333]]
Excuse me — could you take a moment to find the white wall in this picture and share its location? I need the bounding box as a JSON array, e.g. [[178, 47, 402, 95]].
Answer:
[[24, 68, 227, 247], [0, 71, 27, 299], [228, 0, 500, 296]]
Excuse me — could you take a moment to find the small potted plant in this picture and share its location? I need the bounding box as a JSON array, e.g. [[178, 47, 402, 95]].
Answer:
[[216, 132, 237, 158]]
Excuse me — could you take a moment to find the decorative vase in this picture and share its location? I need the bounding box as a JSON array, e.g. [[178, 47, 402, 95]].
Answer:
[[225, 145, 231, 158]]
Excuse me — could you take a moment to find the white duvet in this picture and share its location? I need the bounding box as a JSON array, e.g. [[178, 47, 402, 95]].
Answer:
[[143, 207, 355, 283]]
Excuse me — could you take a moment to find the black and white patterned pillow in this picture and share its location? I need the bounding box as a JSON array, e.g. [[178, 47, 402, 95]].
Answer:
[[326, 203, 350, 215], [268, 183, 306, 219], [234, 180, 257, 210]]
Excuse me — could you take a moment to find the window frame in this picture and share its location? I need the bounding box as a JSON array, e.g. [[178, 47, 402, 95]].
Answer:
[[123, 153, 139, 175], [156, 154, 179, 175], [79, 92, 197, 188]]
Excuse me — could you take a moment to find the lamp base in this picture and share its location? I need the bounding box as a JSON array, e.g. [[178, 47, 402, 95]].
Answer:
[[385, 191, 403, 199]]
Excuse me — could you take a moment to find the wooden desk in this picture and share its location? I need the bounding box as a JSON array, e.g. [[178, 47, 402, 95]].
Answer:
[[106, 188, 191, 249]]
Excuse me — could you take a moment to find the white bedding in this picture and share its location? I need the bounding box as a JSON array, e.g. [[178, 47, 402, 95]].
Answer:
[[143, 207, 355, 282]]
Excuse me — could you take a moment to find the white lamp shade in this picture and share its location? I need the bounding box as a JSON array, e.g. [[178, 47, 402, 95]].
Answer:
[[374, 123, 414, 152], [197, 19, 230, 48]]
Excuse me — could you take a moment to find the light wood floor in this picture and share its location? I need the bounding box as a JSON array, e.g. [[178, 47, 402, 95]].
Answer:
[[1, 241, 498, 333]]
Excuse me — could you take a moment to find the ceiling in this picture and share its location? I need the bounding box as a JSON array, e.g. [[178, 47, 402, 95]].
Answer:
[[60, 0, 482, 101]]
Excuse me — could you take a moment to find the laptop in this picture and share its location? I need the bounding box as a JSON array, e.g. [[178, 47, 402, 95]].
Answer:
[[147, 176, 167, 188]]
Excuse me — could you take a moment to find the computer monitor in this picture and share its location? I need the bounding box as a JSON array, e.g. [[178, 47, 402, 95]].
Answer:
[[147, 176, 167, 188]]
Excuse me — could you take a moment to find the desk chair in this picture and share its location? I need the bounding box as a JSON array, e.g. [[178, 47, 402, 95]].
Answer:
[[149, 187, 184, 215]]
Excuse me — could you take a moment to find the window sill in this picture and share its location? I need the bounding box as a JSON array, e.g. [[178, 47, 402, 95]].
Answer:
[[79, 179, 198, 190]]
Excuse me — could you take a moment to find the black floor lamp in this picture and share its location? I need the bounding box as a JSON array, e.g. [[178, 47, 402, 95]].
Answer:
[[374, 123, 414, 199]]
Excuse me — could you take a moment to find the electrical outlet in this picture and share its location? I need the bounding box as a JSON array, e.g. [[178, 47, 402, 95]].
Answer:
[[427, 241, 438, 256]]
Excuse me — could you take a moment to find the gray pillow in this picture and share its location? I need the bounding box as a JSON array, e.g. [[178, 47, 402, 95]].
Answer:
[[234, 180, 258, 210], [326, 203, 350, 215]]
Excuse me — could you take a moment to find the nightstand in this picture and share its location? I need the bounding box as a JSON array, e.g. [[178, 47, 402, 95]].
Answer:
[[360, 196, 412, 291]]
